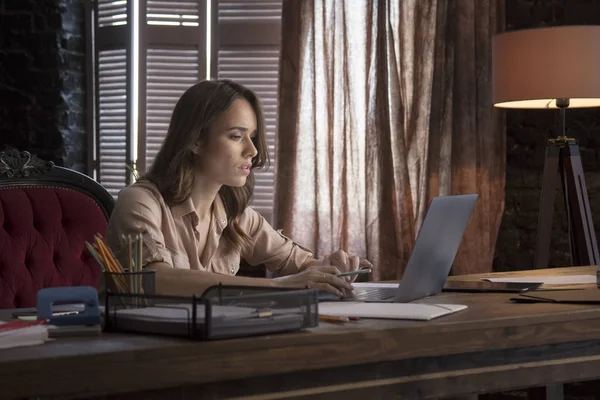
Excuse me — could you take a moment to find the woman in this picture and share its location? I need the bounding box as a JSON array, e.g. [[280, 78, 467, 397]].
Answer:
[[106, 79, 371, 297]]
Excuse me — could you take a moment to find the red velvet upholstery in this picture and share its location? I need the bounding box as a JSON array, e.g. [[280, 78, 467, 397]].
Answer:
[[0, 187, 107, 308]]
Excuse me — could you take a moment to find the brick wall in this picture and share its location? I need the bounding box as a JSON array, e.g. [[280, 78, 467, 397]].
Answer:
[[493, 0, 600, 272], [0, 0, 87, 171]]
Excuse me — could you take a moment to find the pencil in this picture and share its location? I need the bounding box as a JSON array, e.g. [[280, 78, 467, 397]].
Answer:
[[85, 242, 105, 270], [93, 236, 127, 292], [137, 232, 143, 294], [128, 235, 133, 294], [319, 314, 350, 323]]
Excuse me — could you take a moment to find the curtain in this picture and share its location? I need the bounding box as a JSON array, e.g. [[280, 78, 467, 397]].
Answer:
[[275, 0, 505, 280]]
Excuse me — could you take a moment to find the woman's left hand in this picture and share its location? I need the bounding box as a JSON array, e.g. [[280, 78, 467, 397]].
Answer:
[[313, 249, 373, 283]]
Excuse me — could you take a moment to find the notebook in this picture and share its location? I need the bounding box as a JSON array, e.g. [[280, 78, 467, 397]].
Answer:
[[318, 302, 467, 321]]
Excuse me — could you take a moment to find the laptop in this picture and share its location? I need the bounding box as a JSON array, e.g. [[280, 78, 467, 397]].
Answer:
[[319, 194, 478, 303]]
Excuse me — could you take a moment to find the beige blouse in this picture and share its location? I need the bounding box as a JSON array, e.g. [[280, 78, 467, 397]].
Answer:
[[105, 180, 315, 276]]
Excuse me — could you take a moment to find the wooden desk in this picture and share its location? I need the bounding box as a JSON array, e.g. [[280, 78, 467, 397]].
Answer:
[[1, 266, 600, 400]]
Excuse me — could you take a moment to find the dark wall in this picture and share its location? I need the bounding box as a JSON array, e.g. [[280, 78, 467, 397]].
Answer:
[[493, 0, 600, 272], [0, 0, 87, 171]]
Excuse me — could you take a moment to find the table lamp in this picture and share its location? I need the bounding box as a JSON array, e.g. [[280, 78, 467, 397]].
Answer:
[[492, 25, 600, 270]]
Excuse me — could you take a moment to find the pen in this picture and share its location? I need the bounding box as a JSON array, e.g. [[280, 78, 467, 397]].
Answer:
[[336, 268, 373, 277], [319, 314, 349, 323]]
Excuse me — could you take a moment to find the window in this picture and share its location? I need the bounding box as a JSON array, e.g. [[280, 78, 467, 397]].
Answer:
[[87, 0, 282, 223]]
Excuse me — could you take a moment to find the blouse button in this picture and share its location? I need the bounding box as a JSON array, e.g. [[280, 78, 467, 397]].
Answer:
[[231, 268, 235, 274]]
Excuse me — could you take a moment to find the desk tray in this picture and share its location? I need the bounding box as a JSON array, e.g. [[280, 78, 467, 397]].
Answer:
[[103, 285, 319, 340]]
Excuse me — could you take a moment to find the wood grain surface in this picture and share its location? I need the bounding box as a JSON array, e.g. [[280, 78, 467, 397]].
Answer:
[[1, 266, 599, 399]]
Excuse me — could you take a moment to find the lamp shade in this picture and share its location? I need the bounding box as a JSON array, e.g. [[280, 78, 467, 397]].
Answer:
[[492, 26, 600, 109]]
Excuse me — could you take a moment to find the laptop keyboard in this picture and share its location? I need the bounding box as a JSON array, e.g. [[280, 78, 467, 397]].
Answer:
[[343, 287, 397, 301]]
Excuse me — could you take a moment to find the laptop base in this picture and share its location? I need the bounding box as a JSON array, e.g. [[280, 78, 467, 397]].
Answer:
[[319, 287, 396, 302]]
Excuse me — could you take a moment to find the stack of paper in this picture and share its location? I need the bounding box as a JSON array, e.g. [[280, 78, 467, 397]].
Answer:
[[116, 304, 260, 323], [0, 320, 50, 349]]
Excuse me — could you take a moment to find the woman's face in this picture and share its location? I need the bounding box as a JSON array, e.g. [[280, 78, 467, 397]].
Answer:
[[196, 98, 259, 187]]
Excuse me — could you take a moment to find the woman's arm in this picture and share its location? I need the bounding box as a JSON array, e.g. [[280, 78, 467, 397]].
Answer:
[[148, 262, 279, 296], [149, 261, 353, 297], [239, 208, 316, 275], [239, 209, 371, 278]]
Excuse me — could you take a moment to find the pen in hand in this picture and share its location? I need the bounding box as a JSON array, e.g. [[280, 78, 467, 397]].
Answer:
[[335, 268, 373, 277]]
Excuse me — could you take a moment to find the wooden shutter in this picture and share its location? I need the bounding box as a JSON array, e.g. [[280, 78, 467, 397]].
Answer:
[[97, 49, 129, 197], [90, 0, 132, 197], [215, 0, 282, 223], [90, 0, 280, 203], [97, 0, 128, 27], [137, 0, 206, 173], [145, 48, 200, 168]]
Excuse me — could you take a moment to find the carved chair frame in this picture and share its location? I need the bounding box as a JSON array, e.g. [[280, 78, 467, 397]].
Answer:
[[0, 150, 114, 220]]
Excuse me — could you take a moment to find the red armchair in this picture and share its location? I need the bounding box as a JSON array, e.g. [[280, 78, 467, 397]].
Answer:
[[0, 150, 114, 308]]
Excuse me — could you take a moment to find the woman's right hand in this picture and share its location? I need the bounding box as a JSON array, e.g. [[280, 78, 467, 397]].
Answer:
[[274, 265, 353, 297]]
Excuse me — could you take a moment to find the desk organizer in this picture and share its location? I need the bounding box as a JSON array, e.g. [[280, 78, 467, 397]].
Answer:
[[103, 285, 319, 340], [104, 269, 156, 307]]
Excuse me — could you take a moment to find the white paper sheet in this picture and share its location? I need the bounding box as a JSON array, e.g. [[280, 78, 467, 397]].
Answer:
[[318, 302, 467, 321], [482, 274, 596, 285]]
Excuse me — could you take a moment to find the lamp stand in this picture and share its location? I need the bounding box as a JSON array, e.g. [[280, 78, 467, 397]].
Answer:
[[534, 98, 600, 269]]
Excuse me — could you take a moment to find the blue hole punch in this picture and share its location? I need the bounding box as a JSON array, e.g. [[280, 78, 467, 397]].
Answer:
[[37, 286, 101, 326]]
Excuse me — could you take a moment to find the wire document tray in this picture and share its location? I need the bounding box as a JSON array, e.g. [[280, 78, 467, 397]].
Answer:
[[103, 285, 319, 340]]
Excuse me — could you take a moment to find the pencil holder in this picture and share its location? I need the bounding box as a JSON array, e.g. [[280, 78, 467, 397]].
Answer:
[[104, 269, 156, 307]]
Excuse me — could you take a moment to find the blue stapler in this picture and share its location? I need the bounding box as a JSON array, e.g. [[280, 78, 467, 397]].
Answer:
[[37, 286, 102, 326]]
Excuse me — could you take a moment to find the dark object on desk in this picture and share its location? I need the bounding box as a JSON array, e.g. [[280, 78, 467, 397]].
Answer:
[[8, 304, 102, 338], [37, 286, 102, 326], [443, 281, 542, 293], [104, 285, 319, 340], [0, 149, 115, 309], [511, 288, 600, 304]]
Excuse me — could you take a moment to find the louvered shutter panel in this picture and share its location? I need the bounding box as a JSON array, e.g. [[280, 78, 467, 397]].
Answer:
[[92, 0, 131, 197], [98, 49, 128, 197], [146, 0, 200, 25], [137, 0, 206, 173], [97, 0, 128, 27], [145, 49, 199, 168], [216, 0, 282, 223]]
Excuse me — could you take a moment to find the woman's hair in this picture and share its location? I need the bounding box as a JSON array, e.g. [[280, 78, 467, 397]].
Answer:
[[145, 79, 269, 250]]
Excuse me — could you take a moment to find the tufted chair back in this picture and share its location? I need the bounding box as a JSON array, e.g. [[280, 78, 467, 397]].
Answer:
[[0, 150, 115, 309]]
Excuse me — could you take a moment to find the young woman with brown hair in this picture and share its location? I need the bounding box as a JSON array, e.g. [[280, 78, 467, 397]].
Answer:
[[106, 80, 371, 297]]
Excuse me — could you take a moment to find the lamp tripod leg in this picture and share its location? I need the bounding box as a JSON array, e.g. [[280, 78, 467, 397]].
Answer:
[[561, 141, 599, 266], [534, 141, 561, 269], [534, 138, 599, 269]]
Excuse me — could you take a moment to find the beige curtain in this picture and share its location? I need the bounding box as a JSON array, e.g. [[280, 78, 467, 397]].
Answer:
[[275, 0, 505, 280]]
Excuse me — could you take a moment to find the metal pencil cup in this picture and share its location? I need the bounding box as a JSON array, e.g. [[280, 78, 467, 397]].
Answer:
[[104, 269, 156, 307]]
